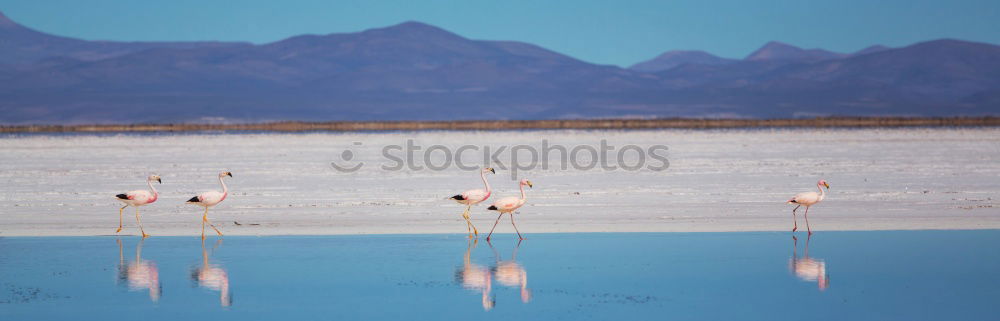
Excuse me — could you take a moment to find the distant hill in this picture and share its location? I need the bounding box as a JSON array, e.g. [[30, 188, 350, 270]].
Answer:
[[0, 10, 997, 124], [744, 41, 846, 62], [0, 10, 247, 65], [852, 45, 892, 56], [629, 50, 735, 72]]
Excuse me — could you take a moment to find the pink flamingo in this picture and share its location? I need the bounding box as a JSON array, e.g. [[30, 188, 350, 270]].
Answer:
[[449, 167, 496, 238], [486, 179, 533, 241], [787, 180, 830, 235], [115, 174, 161, 238], [186, 171, 232, 240]]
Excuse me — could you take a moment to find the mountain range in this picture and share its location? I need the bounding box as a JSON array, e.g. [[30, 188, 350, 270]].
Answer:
[[0, 10, 997, 124]]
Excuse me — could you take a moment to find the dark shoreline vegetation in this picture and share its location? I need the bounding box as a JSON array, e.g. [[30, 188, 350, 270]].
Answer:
[[1, 117, 998, 133]]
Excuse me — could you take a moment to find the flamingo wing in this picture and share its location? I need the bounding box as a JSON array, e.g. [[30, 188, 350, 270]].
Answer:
[[490, 197, 522, 212], [462, 189, 489, 203], [193, 191, 226, 206], [791, 192, 821, 205], [124, 190, 151, 203]]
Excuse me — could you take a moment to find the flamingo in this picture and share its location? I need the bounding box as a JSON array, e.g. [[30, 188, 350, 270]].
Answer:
[[116, 238, 161, 302], [191, 239, 232, 307], [449, 167, 496, 238], [115, 174, 161, 238], [789, 235, 829, 291], [787, 180, 830, 235], [485, 179, 533, 241], [186, 171, 232, 240], [454, 239, 495, 310]]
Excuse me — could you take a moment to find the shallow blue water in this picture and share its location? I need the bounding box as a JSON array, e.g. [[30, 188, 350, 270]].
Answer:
[[2, 231, 998, 320]]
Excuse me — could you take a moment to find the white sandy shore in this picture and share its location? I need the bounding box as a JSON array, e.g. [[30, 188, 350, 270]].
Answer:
[[1, 128, 998, 237]]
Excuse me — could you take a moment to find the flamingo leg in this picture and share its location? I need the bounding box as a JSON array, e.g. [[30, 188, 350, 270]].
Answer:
[[135, 207, 149, 238], [804, 206, 813, 235], [203, 208, 223, 237], [464, 213, 472, 236], [461, 205, 476, 238], [486, 213, 504, 241], [201, 208, 208, 240], [468, 205, 478, 237], [791, 205, 800, 232], [117, 205, 127, 233], [510, 213, 524, 240]]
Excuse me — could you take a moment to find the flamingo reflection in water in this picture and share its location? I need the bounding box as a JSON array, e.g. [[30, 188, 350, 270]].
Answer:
[[789, 235, 830, 291], [116, 238, 161, 302], [489, 240, 531, 304], [191, 239, 232, 307], [455, 239, 495, 310]]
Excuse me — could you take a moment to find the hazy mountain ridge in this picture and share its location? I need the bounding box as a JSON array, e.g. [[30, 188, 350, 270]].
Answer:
[[629, 50, 735, 73], [0, 10, 997, 124]]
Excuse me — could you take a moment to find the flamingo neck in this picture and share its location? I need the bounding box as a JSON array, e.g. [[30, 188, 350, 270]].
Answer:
[[147, 179, 158, 203], [219, 176, 228, 195], [519, 183, 527, 201], [481, 171, 492, 198], [817, 183, 826, 201]]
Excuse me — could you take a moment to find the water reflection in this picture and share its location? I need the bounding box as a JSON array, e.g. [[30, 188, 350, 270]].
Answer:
[[789, 235, 830, 291], [454, 239, 533, 311], [116, 238, 161, 302], [489, 240, 531, 304], [191, 239, 232, 307], [455, 239, 495, 310]]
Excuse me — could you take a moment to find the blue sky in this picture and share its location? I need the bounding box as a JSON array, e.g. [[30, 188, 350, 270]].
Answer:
[[1, 0, 998, 66]]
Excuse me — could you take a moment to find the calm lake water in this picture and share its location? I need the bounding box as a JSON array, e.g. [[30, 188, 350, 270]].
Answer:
[[2, 231, 998, 320]]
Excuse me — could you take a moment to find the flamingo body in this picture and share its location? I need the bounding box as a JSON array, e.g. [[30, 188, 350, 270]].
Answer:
[[450, 167, 495, 238], [453, 189, 491, 205], [487, 197, 525, 214], [188, 191, 227, 207], [114, 174, 161, 237], [788, 191, 823, 206], [787, 180, 830, 234], [187, 171, 232, 239], [117, 190, 157, 207], [485, 179, 533, 241]]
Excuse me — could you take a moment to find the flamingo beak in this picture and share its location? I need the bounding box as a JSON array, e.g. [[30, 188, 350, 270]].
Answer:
[[824, 182, 830, 189], [488, 168, 495, 174], [227, 172, 233, 177], [157, 178, 162, 184], [527, 181, 533, 188]]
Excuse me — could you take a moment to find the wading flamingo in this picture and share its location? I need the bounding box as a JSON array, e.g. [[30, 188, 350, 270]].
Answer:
[[117, 238, 161, 302], [115, 174, 161, 238], [486, 179, 533, 241], [191, 239, 232, 307], [449, 167, 496, 238], [789, 235, 829, 291], [787, 180, 829, 235], [454, 239, 495, 310], [186, 171, 232, 240]]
